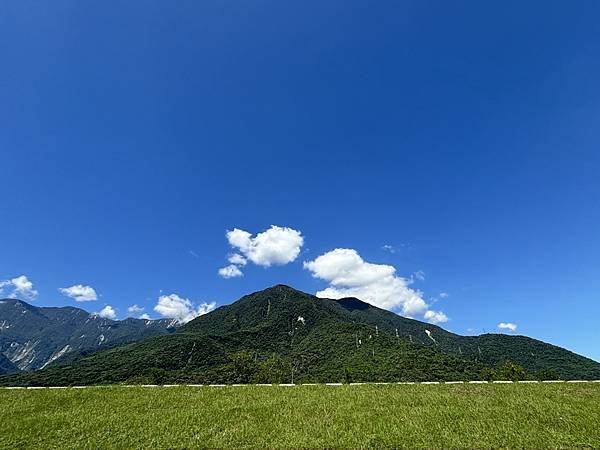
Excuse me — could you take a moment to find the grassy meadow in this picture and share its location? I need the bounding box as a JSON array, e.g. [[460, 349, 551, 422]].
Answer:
[[1, 383, 599, 449]]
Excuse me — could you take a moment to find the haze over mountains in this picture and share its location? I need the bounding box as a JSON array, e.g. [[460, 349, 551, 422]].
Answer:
[[1, 285, 598, 385], [0, 298, 176, 373]]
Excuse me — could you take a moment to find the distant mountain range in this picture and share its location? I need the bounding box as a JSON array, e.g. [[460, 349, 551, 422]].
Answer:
[[0, 353, 18, 375], [2, 285, 598, 385], [0, 298, 177, 373]]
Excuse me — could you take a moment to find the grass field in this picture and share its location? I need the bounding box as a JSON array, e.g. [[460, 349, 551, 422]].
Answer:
[[1, 383, 599, 449]]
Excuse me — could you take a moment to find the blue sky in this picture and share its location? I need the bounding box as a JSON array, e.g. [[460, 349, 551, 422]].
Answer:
[[1, 1, 599, 360]]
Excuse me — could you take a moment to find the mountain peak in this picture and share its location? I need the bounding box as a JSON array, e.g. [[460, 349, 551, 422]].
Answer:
[[3, 284, 600, 385], [0, 298, 26, 305], [257, 286, 373, 311], [263, 284, 306, 294], [0, 298, 39, 312], [0, 298, 176, 372], [242, 284, 316, 303]]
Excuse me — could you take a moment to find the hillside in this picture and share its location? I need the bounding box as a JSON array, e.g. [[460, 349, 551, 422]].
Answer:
[[1, 285, 599, 386], [181, 285, 600, 380], [0, 299, 177, 371], [0, 354, 18, 375]]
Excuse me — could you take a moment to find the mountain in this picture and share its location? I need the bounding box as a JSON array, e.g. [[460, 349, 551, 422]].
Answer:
[[0, 353, 18, 375], [0, 298, 177, 371], [1, 285, 599, 386]]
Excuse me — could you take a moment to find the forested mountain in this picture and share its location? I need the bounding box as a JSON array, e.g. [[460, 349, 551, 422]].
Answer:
[[1, 285, 598, 386], [0, 298, 177, 371]]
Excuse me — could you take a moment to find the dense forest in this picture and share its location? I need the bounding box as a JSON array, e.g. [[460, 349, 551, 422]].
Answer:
[[1, 285, 598, 386]]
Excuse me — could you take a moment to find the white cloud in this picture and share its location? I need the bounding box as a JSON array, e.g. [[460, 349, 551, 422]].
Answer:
[[219, 225, 304, 278], [424, 310, 449, 325], [95, 305, 117, 320], [218, 264, 243, 279], [139, 313, 151, 320], [226, 225, 304, 267], [382, 244, 396, 253], [153, 294, 216, 324], [59, 284, 98, 302], [439, 292, 449, 299], [127, 304, 144, 314], [498, 322, 518, 332], [196, 302, 217, 316], [228, 254, 247, 266], [0, 275, 38, 300], [413, 270, 426, 281], [304, 248, 432, 317]]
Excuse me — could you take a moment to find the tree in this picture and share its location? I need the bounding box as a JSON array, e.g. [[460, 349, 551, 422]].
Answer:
[[496, 360, 527, 381], [480, 367, 496, 382], [534, 368, 560, 381], [343, 366, 353, 384], [230, 351, 256, 383], [255, 354, 288, 384]]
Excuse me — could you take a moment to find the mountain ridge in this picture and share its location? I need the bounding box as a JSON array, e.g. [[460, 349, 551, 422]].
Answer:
[[1, 285, 598, 385], [181, 285, 599, 377], [0, 353, 18, 374], [0, 298, 177, 371]]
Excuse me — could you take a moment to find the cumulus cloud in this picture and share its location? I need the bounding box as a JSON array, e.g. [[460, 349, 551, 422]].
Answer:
[[127, 304, 144, 314], [304, 248, 432, 317], [95, 305, 117, 320], [219, 225, 304, 278], [228, 225, 303, 266], [218, 264, 243, 279], [0, 275, 38, 300], [153, 294, 216, 324], [439, 292, 449, 299], [498, 322, 517, 332], [424, 310, 449, 325], [59, 284, 98, 302], [381, 244, 396, 253], [128, 305, 150, 320], [228, 254, 247, 266]]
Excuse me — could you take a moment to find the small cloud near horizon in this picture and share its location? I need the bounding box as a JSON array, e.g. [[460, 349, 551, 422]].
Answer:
[[59, 284, 98, 302], [498, 322, 518, 332], [0, 275, 38, 300], [304, 248, 446, 323], [154, 293, 216, 324], [424, 310, 449, 325], [95, 305, 117, 320]]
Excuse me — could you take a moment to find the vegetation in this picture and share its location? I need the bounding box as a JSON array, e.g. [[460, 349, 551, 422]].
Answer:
[[492, 360, 528, 381], [1, 383, 599, 449], [2, 285, 599, 386], [0, 298, 175, 371]]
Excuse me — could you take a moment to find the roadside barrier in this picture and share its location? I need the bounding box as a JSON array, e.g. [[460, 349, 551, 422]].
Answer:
[[2, 380, 599, 389]]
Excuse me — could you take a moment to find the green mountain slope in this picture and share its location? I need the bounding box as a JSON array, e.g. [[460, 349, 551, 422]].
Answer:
[[0, 298, 177, 371], [182, 285, 600, 380], [1, 285, 598, 386], [326, 301, 600, 380]]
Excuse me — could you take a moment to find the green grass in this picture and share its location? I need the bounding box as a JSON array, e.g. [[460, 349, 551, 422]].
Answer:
[[1, 384, 599, 449]]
